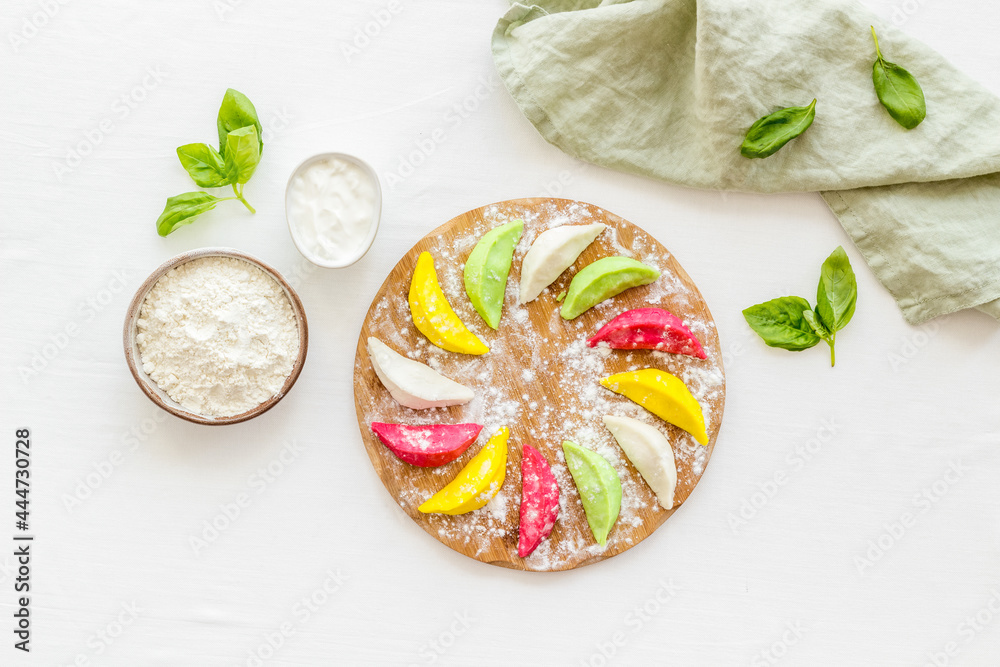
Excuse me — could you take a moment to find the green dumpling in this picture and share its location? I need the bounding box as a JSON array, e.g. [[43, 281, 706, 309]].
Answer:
[[560, 256, 659, 320], [562, 440, 622, 546], [464, 219, 524, 329]]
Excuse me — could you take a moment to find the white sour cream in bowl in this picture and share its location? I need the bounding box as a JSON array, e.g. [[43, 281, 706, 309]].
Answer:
[[285, 153, 382, 268]]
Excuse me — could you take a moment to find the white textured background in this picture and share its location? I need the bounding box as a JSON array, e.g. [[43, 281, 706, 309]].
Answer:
[[2, 1, 1000, 665]]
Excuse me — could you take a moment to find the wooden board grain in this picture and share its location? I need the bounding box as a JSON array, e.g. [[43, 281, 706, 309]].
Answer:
[[353, 198, 725, 571]]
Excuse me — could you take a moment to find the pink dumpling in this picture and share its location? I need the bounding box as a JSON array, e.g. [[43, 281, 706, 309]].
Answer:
[[518, 444, 560, 558], [587, 307, 707, 359]]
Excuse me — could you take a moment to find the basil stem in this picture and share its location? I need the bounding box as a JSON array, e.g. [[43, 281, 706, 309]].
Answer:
[[231, 183, 255, 214], [871, 27, 926, 129], [740, 99, 816, 159]]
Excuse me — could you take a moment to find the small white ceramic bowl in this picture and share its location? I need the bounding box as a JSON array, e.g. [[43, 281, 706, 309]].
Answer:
[[123, 248, 309, 426], [284, 152, 382, 269]]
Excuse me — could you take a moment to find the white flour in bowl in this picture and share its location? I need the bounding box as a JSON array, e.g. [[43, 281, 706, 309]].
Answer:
[[135, 256, 300, 418]]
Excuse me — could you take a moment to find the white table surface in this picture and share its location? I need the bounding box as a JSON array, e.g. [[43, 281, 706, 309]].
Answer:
[[3, 1, 1000, 665]]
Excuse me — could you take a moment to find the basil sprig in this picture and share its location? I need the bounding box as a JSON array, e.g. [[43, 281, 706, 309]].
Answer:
[[743, 246, 858, 366], [871, 27, 926, 130], [156, 88, 262, 236], [740, 100, 816, 159]]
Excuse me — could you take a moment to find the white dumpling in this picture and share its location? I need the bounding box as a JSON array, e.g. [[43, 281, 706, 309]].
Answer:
[[518, 223, 606, 304], [603, 414, 677, 510], [367, 337, 474, 409]]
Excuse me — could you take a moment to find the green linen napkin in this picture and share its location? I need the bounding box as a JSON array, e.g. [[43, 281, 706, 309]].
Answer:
[[492, 0, 1000, 324]]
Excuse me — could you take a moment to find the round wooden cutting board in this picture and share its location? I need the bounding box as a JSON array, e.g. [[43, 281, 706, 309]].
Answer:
[[353, 198, 725, 571]]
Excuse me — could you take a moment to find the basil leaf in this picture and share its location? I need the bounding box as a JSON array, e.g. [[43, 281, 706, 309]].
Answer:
[[156, 192, 225, 237], [223, 126, 261, 185], [816, 245, 857, 333], [871, 27, 926, 130], [740, 100, 816, 159], [742, 296, 822, 351], [217, 88, 263, 157], [801, 309, 830, 339], [176, 143, 231, 188]]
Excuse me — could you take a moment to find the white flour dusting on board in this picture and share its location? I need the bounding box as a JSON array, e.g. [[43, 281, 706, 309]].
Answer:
[[356, 199, 725, 571]]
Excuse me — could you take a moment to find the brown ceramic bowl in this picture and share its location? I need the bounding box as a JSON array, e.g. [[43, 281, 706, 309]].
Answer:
[[123, 248, 308, 425]]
